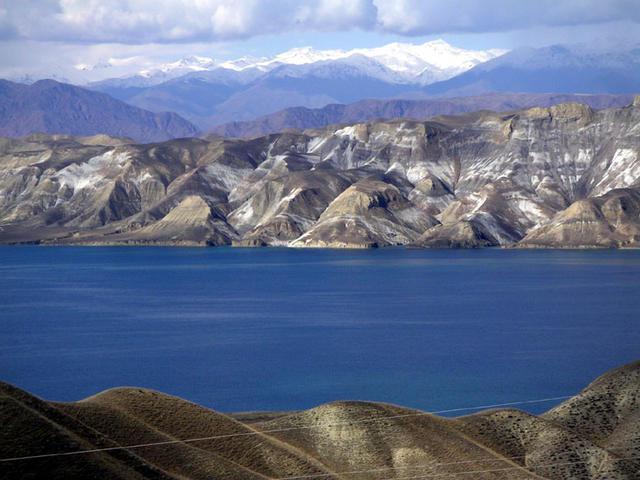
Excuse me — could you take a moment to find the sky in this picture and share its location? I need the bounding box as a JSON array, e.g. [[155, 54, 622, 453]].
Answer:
[[1, 0, 639, 82]]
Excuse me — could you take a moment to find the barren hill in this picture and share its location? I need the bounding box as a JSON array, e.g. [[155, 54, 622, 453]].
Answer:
[[1, 361, 639, 479], [1, 99, 640, 248]]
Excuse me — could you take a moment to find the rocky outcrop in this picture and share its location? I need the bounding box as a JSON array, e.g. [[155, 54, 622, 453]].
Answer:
[[414, 220, 496, 248], [0, 100, 639, 248], [520, 189, 640, 248], [292, 179, 437, 248], [2, 361, 639, 479], [105, 196, 236, 246]]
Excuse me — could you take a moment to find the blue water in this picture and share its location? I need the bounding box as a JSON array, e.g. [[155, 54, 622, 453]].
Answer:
[[0, 246, 638, 415]]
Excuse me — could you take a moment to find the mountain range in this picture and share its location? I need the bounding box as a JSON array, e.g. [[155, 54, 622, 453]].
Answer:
[[0, 79, 198, 143], [2, 360, 639, 479], [210, 92, 636, 138], [425, 44, 640, 96], [2, 41, 638, 136], [70, 39, 506, 88], [1, 98, 639, 248], [83, 42, 640, 129], [87, 40, 504, 128]]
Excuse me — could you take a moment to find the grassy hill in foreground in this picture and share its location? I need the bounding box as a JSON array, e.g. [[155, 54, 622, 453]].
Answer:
[[1, 361, 639, 479]]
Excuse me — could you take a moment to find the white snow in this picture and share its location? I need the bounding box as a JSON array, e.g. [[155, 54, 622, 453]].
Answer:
[[334, 125, 359, 138], [138, 55, 217, 79], [55, 151, 129, 192], [81, 39, 506, 87], [225, 40, 506, 84], [593, 148, 640, 194], [204, 163, 252, 191]]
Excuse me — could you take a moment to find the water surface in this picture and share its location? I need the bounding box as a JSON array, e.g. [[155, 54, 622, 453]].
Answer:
[[1, 246, 638, 414]]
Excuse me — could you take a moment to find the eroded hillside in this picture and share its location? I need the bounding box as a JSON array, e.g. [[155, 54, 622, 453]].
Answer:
[[1, 98, 639, 248]]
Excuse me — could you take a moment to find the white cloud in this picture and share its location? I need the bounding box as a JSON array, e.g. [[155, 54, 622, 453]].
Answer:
[[2, 0, 637, 44], [4, 0, 377, 43], [1, 0, 638, 82], [373, 0, 640, 35], [0, 40, 232, 83]]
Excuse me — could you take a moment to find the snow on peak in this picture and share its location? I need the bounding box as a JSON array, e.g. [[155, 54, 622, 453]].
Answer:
[[139, 55, 217, 77], [218, 55, 269, 71], [70, 39, 506, 86], [272, 46, 346, 65], [349, 39, 507, 79], [214, 39, 507, 84]]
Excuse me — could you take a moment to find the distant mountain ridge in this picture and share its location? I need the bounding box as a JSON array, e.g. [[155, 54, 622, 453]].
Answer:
[[87, 43, 640, 129], [84, 39, 505, 88], [85, 39, 505, 127], [426, 44, 640, 96], [0, 79, 199, 143], [3, 42, 638, 139], [209, 92, 636, 138]]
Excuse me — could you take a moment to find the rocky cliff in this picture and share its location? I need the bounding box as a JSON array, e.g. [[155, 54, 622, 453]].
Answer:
[[1, 99, 639, 248]]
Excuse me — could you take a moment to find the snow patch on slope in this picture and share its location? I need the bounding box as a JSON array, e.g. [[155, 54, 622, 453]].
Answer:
[[205, 163, 253, 191], [594, 148, 640, 194], [55, 151, 129, 191]]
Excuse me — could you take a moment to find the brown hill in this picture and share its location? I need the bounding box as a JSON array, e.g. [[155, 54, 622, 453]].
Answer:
[[1, 361, 639, 479]]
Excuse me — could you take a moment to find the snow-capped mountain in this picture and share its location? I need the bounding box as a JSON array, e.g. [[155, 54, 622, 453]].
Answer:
[[85, 41, 639, 130], [78, 55, 222, 88], [136, 55, 218, 83], [8, 39, 504, 91], [212, 40, 506, 85], [425, 44, 640, 96], [7, 56, 220, 87], [218, 55, 269, 71], [83, 39, 504, 87], [81, 39, 506, 120]]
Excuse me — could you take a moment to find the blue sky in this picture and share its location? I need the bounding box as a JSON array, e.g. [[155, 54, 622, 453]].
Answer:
[[0, 0, 638, 81]]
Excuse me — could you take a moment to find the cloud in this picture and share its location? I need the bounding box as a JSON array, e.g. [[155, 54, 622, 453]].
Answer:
[[0, 0, 637, 44], [374, 0, 640, 35], [3, 0, 377, 44]]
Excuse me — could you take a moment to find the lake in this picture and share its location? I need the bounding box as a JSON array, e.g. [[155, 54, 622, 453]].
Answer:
[[1, 246, 638, 415]]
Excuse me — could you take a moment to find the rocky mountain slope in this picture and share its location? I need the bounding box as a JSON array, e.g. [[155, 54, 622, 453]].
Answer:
[[1, 99, 639, 248], [0, 80, 199, 143], [210, 93, 635, 138], [2, 361, 639, 479]]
